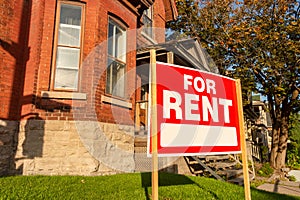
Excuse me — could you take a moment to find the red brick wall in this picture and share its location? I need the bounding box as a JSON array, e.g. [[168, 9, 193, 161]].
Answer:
[[1, 0, 169, 125], [0, 0, 32, 175], [153, 0, 167, 43], [21, 0, 46, 119], [0, 0, 31, 120], [137, 0, 167, 47], [0, 0, 170, 176], [18, 0, 139, 125], [87, 1, 138, 125]]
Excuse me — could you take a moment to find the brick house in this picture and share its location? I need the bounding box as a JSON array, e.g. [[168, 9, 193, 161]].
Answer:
[[0, 0, 178, 175]]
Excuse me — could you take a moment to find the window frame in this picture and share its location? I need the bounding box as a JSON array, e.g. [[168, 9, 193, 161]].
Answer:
[[142, 6, 153, 38], [50, 0, 85, 92], [105, 16, 128, 99]]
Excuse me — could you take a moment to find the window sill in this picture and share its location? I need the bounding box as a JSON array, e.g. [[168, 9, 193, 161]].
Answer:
[[41, 91, 87, 100], [101, 95, 132, 109], [141, 31, 157, 44]]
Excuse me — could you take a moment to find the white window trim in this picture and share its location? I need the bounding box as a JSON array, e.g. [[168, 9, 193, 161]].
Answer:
[[41, 91, 87, 100], [101, 95, 132, 109]]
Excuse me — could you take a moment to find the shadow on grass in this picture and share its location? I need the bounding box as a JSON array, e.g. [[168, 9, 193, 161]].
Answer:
[[141, 172, 218, 200], [141, 173, 300, 200]]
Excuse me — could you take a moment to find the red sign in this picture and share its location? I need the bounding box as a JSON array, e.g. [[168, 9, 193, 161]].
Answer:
[[148, 62, 241, 156]]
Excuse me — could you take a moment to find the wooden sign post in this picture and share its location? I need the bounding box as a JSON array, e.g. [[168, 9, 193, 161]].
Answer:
[[236, 79, 251, 200], [150, 49, 158, 200]]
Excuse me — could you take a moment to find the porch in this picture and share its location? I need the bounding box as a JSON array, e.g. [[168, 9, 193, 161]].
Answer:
[[133, 38, 219, 173]]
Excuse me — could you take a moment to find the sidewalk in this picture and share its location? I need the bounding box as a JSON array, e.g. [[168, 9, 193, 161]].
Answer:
[[257, 180, 300, 197]]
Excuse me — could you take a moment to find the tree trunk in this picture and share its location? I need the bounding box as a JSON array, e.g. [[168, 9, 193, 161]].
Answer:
[[270, 113, 289, 169], [270, 125, 280, 168], [277, 116, 289, 168]]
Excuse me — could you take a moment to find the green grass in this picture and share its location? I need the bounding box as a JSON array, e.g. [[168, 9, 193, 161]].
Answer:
[[0, 172, 299, 200]]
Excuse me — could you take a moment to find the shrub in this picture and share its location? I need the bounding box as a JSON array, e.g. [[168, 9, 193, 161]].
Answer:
[[288, 175, 297, 182], [257, 162, 274, 177]]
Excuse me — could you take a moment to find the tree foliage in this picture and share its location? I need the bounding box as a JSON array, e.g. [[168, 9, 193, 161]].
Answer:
[[168, 0, 300, 169], [287, 113, 300, 168]]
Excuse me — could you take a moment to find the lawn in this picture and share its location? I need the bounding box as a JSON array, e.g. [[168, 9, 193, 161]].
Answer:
[[0, 172, 299, 200]]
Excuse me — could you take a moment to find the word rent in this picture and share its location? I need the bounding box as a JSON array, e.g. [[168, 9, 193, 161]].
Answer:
[[163, 74, 232, 123]]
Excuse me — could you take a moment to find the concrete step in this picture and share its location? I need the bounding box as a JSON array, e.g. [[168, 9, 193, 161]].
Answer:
[[228, 173, 255, 185], [185, 157, 198, 165], [203, 155, 230, 162], [224, 169, 244, 179], [193, 169, 204, 175], [206, 161, 238, 170], [184, 155, 253, 184]]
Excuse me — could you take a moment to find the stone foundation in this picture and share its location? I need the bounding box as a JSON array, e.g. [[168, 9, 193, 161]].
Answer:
[[134, 136, 193, 175], [0, 120, 19, 176], [15, 120, 135, 175], [3, 119, 190, 176]]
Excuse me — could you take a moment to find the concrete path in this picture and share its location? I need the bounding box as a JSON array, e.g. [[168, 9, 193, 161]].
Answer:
[[289, 170, 300, 182], [257, 180, 300, 197]]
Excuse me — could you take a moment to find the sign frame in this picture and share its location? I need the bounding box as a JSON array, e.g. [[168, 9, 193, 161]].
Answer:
[[148, 61, 251, 200], [148, 62, 242, 157]]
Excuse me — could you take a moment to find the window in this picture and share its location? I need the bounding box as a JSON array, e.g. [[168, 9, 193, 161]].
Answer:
[[106, 18, 127, 98], [52, 2, 85, 91], [143, 7, 153, 37]]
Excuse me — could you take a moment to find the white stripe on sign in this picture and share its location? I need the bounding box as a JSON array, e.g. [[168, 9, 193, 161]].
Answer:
[[160, 123, 237, 147]]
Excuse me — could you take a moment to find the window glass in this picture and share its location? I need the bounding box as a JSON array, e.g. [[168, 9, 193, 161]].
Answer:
[[54, 68, 78, 89], [143, 7, 153, 37], [106, 60, 125, 97], [56, 47, 80, 69], [60, 4, 81, 26], [58, 4, 82, 46], [106, 18, 126, 97], [108, 20, 126, 61], [108, 22, 114, 56], [53, 2, 84, 90]]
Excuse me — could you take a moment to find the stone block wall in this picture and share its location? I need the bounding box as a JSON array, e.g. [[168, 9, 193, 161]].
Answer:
[[134, 136, 192, 175], [0, 120, 18, 176], [15, 120, 135, 175]]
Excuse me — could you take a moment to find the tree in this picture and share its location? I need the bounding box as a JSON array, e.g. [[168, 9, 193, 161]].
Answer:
[[168, 0, 300, 169], [287, 112, 300, 167]]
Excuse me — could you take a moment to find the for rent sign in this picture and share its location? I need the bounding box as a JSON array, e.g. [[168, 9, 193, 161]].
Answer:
[[148, 62, 242, 156]]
